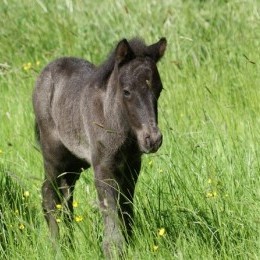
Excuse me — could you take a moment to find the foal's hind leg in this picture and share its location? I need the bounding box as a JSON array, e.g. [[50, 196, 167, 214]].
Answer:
[[42, 160, 82, 243], [42, 158, 69, 241], [40, 137, 85, 242], [42, 171, 61, 240], [58, 169, 85, 244]]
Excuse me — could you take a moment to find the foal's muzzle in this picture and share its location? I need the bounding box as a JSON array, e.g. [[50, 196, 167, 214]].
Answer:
[[138, 127, 163, 154]]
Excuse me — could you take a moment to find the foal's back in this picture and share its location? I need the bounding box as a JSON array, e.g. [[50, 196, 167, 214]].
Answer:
[[35, 57, 94, 101], [33, 57, 95, 161]]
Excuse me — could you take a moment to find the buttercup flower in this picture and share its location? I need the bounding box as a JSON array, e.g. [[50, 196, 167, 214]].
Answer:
[[206, 191, 217, 198], [23, 62, 32, 71], [75, 215, 83, 222], [19, 224, 25, 230], [23, 191, 30, 197], [72, 201, 78, 208], [56, 204, 62, 210], [158, 227, 166, 236], [153, 245, 159, 252], [22, 61, 40, 71]]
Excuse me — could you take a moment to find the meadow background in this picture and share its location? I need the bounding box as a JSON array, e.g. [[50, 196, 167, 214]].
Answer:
[[0, 0, 259, 259]]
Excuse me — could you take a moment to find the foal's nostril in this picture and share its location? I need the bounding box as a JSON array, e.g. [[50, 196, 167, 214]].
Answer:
[[145, 134, 151, 140], [145, 134, 151, 147], [143, 131, 163, 152]]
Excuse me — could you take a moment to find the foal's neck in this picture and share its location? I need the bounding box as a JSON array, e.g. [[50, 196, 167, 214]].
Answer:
[[103, 75, 129, 136]]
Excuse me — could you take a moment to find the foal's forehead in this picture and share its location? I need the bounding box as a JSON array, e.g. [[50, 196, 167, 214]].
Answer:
[[130, 57, 156, 71], [120, 58, 158, 82]]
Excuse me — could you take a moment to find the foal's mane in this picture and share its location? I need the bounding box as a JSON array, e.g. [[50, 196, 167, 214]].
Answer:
[[91, 38, 148, 87]]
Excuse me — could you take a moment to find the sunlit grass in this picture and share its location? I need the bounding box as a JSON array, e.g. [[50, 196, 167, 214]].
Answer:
[[0, 0, 259, 259]]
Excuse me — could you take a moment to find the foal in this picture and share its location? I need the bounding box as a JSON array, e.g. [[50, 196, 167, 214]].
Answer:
[[33, 37, 167, 257]]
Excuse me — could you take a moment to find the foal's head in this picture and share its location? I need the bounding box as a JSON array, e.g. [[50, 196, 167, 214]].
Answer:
[[112, 38, 167, 153]]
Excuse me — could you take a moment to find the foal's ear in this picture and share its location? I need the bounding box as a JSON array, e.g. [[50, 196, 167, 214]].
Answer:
[[147, 37, 167, 62], [115, 39, 134, 65]]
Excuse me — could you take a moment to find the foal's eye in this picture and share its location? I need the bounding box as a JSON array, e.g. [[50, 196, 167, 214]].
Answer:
[[123, 89, 131, 98]]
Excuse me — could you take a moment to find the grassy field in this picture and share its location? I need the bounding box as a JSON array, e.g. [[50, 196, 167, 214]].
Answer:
[[0, 0, 259, 259]]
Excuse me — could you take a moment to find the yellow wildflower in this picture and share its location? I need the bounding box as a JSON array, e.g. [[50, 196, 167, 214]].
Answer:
[[72, 201, 78, 208], [158, 227, 166, 237], [206, 191, 217, 198], [152, 245, 159, 252], [23, 191, 30, 197], [19, 224, 25, 230], [23, 62, 32, 71], [206, 192, 213, 198], [75, 215, 83, 222], [56, 204, 62, 210], [36, 61, 40, 66], [56, 218, 61, 223], [208, 178, 212, 184]]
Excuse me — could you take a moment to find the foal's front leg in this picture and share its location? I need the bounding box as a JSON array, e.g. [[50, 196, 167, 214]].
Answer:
[[118, 157, 140, 239], [94, 163, 125, 258]]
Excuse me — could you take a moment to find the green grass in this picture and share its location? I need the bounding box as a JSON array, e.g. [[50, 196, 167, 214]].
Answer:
[[0, 0, 259, 259]]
